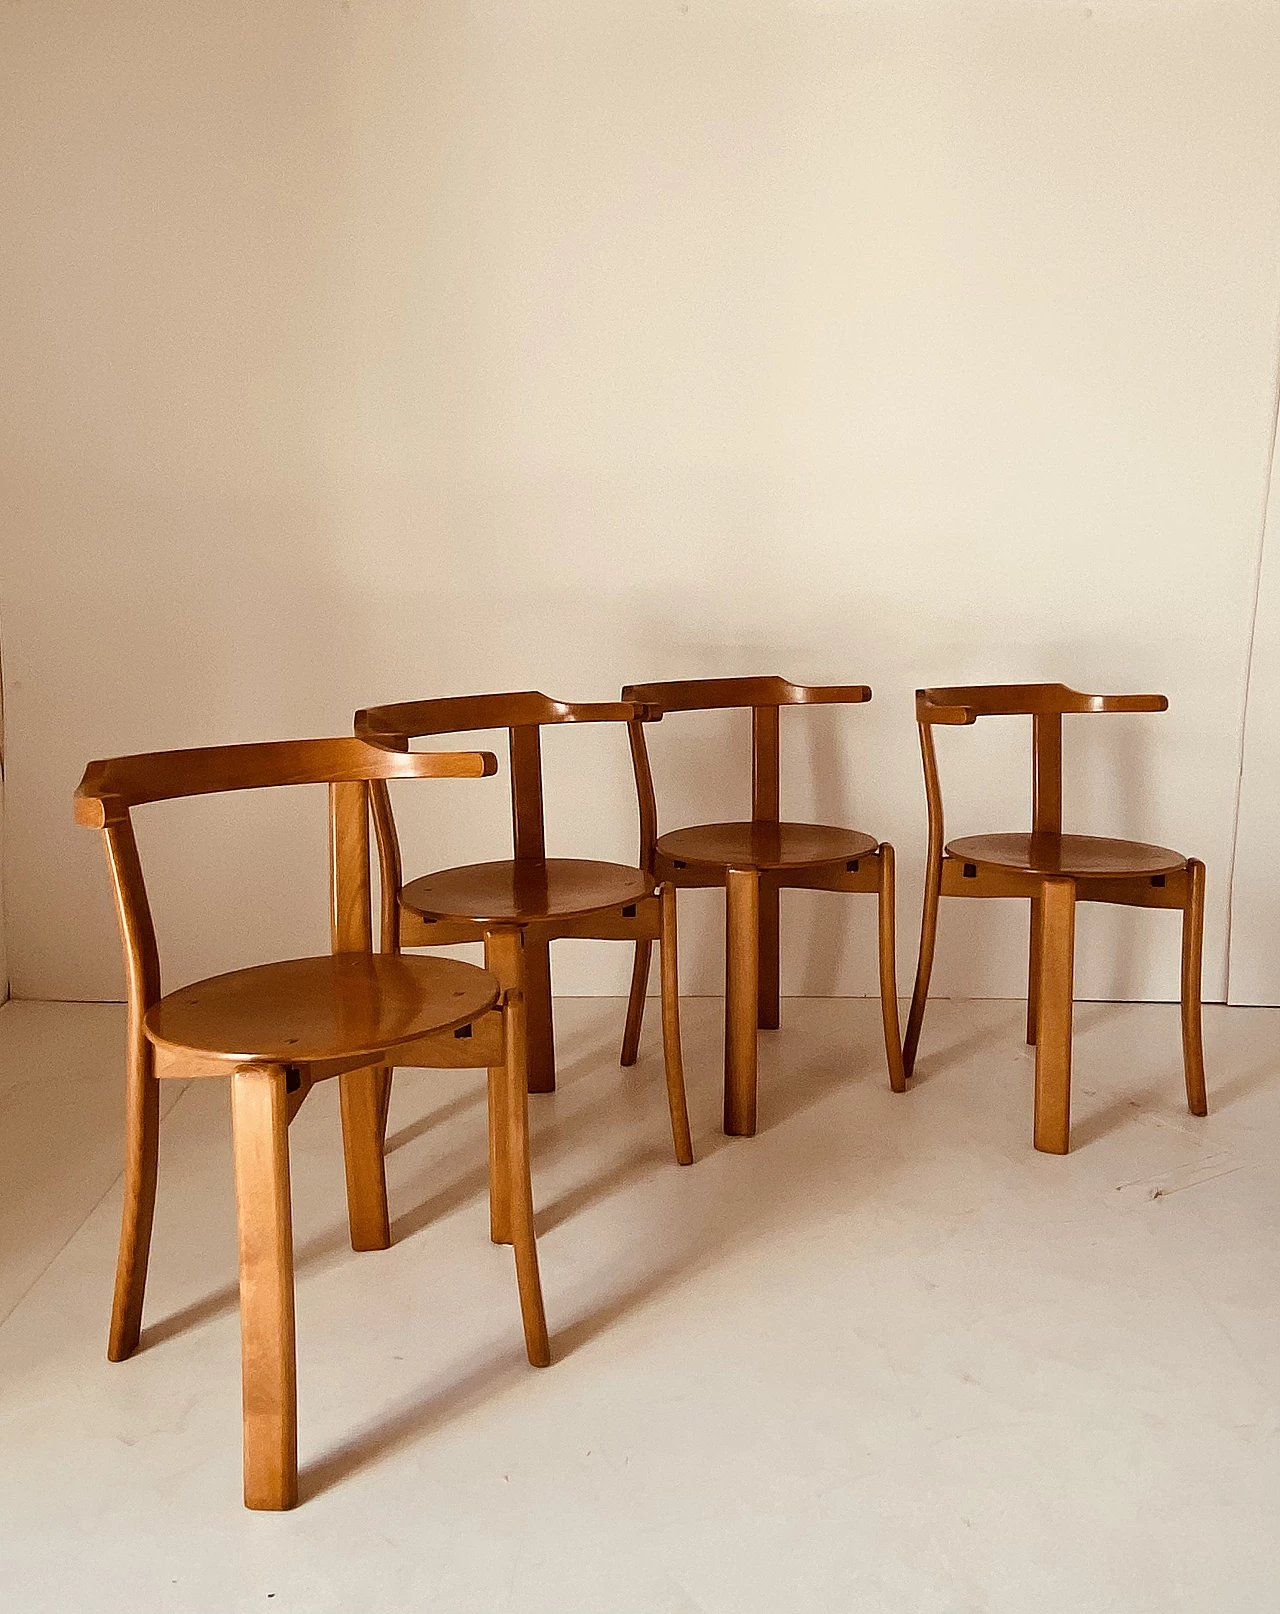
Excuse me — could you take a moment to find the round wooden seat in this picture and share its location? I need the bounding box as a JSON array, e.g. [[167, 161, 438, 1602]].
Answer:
[[657, 821, 879, 873], [145, 953, 499, 1065], [946, 831, 1188, 880], [400, 857, 655, 924]]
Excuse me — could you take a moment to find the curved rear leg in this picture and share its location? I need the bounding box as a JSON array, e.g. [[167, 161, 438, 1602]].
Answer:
[[902, 862, 942, 1079], [108, 1032, 159, 1362], [876, 845, 907, 1093], [620, 939, 652, 1067], [1181, 859, 1208, 1116]]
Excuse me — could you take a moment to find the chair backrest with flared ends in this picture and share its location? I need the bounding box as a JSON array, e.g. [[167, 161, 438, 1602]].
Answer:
[[620, 676, 874, 866], [355, 691, 640, 866], [74, 736, 498, 1016], [913, 682, 1169, 844]]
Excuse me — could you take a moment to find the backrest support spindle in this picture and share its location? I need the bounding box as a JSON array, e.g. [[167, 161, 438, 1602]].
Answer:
[[368, 779, 403, 954], [329, 780, 374, 954], [628, 714, 660, 872], [751, 706, 781, 824], [1031, 714, 1063, 839], [509, 724, 547, 862]]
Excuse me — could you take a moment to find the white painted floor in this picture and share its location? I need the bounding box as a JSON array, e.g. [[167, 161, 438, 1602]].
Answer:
[[1, 993, 1278, 1612]]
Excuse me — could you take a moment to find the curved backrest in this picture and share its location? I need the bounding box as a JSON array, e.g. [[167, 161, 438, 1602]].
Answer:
[[355, 691, 637, 747], [620, 675, 873, 863], [914, 682, 1170, 850], [356, 691, 639, 866], [917, 683, 1167, 726], [75, 737, 497, 1018], [74, 736, 496, 826], [623, 676, 871, 715]]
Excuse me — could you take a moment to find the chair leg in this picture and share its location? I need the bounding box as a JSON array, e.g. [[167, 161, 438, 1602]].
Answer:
[[1181, 858, 1208, 1117], [876, 845, 908, 1094], [1033, 877, 1076, 1155], [108, 1030, 160, 1362], [1026, 897, 1042, 1045], [486, 1063, 513, 1246], [523, 936, 556, 1094], [338, 1065, 391, 1252], [501, 989, 550, 1367], [620, 939, 652, 1067], [484, 932, 521, 1246], [903, 863, 942, 1079], [658, 883, 694, 1164], [724, 868, 760, 1137], [231, 1066, 298, 1512], [758, 879, 781, 1030]]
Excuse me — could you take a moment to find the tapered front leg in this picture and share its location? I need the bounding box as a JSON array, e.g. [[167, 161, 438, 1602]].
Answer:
[[724, 868, 760, 1136], [231, 1065, 298, 1511], [1033, 878, 1076, 1155], [620, 939, 652, 1067], [1181, 859, 1208, 1117], [339, 1065, 391, 1251], [876, 845, 907, 1094], [658, 883, 694, 1164], [108, 1029, 160, 1362]]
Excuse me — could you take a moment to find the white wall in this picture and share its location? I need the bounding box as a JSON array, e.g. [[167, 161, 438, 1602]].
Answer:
[[2, 1, 1279, 1005]]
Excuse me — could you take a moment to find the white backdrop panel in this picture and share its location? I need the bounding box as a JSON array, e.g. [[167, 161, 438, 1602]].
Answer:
[[1228, 392, 1280, 1007]]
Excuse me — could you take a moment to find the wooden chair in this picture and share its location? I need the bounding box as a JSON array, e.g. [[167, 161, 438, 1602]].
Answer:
[[75, 737, 549, 1512], [902, 684, 1208, 1153], [620, 677, 907, 1137], [354, 693, 693, 1167]]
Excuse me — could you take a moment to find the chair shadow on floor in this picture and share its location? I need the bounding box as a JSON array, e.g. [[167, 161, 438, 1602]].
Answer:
[[1208, 1054, 1280, 1110], [752, 1027, 889, 1133], [894, 1001, 1019, 1087], [296, 1248, 701, 1503], [1068, 999, 1211, 1149], [137, 1018, 692, 1354], [137, 1214, 357, 1353], [384, 1085, 486, 1154], [1066, 1084, 1168, 1152], [301, 1139, 891, 1501], [140, 996, 906, 1500], [295, 1027, 904, 1495]]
